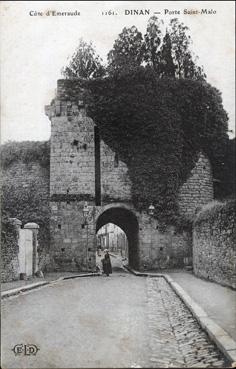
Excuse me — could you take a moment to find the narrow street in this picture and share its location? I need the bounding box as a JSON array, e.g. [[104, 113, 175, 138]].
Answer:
[[1, 257, 228, 368]]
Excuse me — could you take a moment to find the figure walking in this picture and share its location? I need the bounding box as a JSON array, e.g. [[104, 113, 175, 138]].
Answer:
[[102, 249, 112, 276]]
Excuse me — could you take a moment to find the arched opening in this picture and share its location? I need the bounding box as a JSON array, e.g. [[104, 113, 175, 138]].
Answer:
[[96, 207, 139, 269], [96, 223, 128, 271]]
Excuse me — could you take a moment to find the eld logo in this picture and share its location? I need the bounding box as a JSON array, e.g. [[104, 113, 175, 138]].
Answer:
[[12, 344, 39, 356]]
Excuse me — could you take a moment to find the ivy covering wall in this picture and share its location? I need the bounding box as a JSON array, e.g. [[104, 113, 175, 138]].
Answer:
[[1, 141, 50, 253], [1, 215, 19, 281], [193, 199, 236, 288], [86, 68, 229, 226], [1, 141, 50, 169]]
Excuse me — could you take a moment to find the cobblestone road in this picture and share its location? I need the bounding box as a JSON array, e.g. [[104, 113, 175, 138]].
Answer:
[[147, 277, 227, 368], [1, 270, 228, 368]]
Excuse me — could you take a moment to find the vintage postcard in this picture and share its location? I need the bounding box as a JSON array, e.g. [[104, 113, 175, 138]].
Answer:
[[1, 1, 235, 368]]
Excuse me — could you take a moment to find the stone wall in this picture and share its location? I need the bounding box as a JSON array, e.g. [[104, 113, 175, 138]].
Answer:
[[49, 200, 96, 272], [1, 255, 19, 282], [178, 152, 214, 220], [138, 212, 192, 271], [2, 161, 49, 188], [193, 200, 236, 289], [100, 141, 131, 201], [50, 114, 95, 196]]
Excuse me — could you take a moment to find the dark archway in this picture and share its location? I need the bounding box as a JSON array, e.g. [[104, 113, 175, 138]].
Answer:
[[96, 207, 139, 269]]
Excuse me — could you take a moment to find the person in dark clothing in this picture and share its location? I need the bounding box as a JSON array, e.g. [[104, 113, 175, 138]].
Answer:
[[102, 249, 112, 276]]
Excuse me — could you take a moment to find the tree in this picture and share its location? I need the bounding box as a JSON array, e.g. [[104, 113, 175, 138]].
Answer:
[[62, 39, 105, 79], [168, 19, 206, 80], [107, 26, 144, 73], [139, 17, 206, 80], [158, 32, 176, 78], [143, 16, 164, 73]]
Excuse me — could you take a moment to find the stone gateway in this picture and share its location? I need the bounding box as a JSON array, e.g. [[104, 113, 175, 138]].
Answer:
[[45, 79, 214, 272]]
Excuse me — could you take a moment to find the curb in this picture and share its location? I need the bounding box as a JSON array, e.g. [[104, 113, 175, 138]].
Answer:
[[62, 272, 100, 280], [123, 265, 148, 276], [126, 267, 236, 364], [1, 281, 49, 299], [1, 273, 101, 299], [124, 265, 163, 277], [164, 274, 236, 364]]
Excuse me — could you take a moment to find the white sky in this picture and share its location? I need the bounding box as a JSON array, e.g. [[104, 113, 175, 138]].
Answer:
[[1, 1, 235, 143]]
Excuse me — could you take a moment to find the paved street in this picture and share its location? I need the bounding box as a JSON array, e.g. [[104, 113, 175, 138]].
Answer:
[[1, 264, 228, 368], [1, 269, 150, 368]]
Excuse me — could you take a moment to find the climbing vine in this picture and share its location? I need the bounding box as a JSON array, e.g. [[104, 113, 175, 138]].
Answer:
[[86, 67, 228, 227]]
